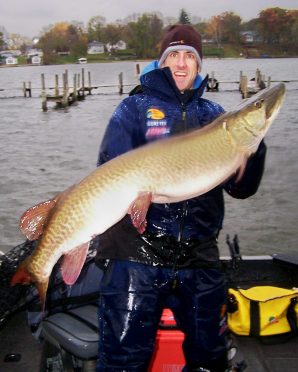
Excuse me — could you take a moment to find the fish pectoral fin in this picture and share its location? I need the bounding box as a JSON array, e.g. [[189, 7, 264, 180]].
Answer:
[[20, 197, 59, 240], [234, 158, 248, 183], [128, 191, 152, 234], [60, 242, 90, 285]]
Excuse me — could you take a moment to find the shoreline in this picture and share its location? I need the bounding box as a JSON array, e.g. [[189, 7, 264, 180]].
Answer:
[[1, 55, 298, 68]]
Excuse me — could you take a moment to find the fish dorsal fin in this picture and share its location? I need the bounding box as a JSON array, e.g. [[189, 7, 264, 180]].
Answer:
[[128, 191, 152, 234], [20, 198, 57, 240], [60, 242, 90, 285]]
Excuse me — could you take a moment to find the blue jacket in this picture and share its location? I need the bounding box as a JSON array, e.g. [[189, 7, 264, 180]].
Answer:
[[96, 66, 266, 267]]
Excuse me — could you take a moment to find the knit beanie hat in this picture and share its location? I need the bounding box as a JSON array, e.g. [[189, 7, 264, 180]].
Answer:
[[158, 24, 203, 67]]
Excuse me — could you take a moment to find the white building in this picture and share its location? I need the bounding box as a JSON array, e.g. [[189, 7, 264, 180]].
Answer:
[[6, 56, 18, 65], [87, 41, 105, 54], [31, 55, 42, 65], [106, 40, 127, 52], [27, 48, 43, 58]]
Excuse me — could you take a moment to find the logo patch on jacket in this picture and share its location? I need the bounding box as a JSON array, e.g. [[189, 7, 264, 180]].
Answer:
[[146, 108, 169, 139], [146, 108, 165, 120]]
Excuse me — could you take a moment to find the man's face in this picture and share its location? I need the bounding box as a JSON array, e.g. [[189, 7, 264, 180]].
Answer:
[[162, 50, 199, 92]]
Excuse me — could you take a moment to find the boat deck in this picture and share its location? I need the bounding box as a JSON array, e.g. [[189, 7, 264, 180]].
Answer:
[[1, 310, 298, 372], [233, 334, 298, 371], [0, 312, 43, 372], [1, 244, 298, 372]]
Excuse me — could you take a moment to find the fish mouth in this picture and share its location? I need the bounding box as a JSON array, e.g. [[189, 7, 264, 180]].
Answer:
[[263, 83, 286, 120]]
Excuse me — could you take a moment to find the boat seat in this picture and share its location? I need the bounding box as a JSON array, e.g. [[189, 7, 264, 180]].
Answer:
[[41, 304, 99, 360]]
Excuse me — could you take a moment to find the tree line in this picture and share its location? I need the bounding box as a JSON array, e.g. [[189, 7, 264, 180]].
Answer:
[[1, 7, 298, 63]]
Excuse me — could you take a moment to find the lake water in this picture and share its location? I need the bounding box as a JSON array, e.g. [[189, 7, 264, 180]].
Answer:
[[0, 58, 297, 256]]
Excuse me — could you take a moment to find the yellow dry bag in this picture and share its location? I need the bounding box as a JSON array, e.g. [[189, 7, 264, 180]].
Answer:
[[228, 286, 298, 343]]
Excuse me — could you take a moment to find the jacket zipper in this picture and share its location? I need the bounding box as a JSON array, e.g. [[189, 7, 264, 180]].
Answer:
[[172, 102, 188, 282], [178, 102, 187, 243]]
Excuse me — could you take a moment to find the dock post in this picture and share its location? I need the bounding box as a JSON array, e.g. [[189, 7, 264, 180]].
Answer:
[[88, 71, 92, 95], [118, 72, 123, 95], [267, 76, 271, 87], [62, 70, 69, 107], [241, 75, 248, 99], [256, 69, 261, 86], [55, 74, 59, 97], [211, 72, 215, 87], [239, 71, 243, 91], [23, 82, 32, 97], [23, 82, 27, 97], [136, 63, 140, 76], [81, 68, 85, 98], [41, 73, 47, 112], [73, 74, 78, 102], [78, 73, 81, 89]]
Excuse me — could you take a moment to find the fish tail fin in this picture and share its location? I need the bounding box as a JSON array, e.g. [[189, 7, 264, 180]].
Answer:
[[11, 263, 49, 311], [11, 265, 32, 286]]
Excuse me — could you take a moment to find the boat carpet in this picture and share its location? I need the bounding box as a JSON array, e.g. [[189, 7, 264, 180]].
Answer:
[[1, 310, 298, 371], [232, 333, 298, 371], [0, 311, 43, 372]]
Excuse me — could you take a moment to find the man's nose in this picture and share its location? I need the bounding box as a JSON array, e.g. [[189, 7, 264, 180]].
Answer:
[[176, 54, 187, 68]]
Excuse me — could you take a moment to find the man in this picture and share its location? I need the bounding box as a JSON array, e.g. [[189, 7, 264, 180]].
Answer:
[[95, 24, 266, 371]]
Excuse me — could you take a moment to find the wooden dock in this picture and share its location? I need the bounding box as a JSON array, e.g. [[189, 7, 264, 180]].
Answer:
[[41, 68, 94, 111], [1, 64, 295, 103], [239, 69, 269, 98], [206, 68, 270, 98]]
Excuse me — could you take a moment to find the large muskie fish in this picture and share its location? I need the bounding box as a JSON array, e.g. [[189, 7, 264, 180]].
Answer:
[[11, 83, 285, 307]]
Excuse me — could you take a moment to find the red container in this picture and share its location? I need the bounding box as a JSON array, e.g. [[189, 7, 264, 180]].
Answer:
[[149, 309, 185, 371]]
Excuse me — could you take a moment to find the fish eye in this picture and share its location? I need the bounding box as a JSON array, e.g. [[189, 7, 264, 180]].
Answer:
[[254, 99, 264, 109]]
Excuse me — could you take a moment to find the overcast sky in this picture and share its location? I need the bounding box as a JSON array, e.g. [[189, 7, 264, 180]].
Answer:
[[1, 0, 297, 39]]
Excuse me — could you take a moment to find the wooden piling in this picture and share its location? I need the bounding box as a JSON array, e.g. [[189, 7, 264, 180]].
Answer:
[[239, 71, 243, 91], [81, 68, 85, 98], [54, 74, 59, 97], [240, 75, 248, 99], [23, 82, 32, 97], [78, 73, 81, 89], [118, 72, 123, 95], [256, 68, 261, 86], [62, 70, 69, 107], [88, 71, 92, 94], [73, 74, 78, 102], [267, 76, 271, 87], [41, 73, 47, 111]]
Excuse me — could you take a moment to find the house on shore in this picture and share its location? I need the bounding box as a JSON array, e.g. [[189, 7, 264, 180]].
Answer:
[[87, 41, 105, 54], [5, 56, 18, 65]]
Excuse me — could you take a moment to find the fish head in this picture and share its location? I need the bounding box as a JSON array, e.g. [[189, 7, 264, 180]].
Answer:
[[226, 82, 285, 152]]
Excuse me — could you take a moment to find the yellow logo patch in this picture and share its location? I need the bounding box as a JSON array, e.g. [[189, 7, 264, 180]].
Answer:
[[147, 108, 165, 120]]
